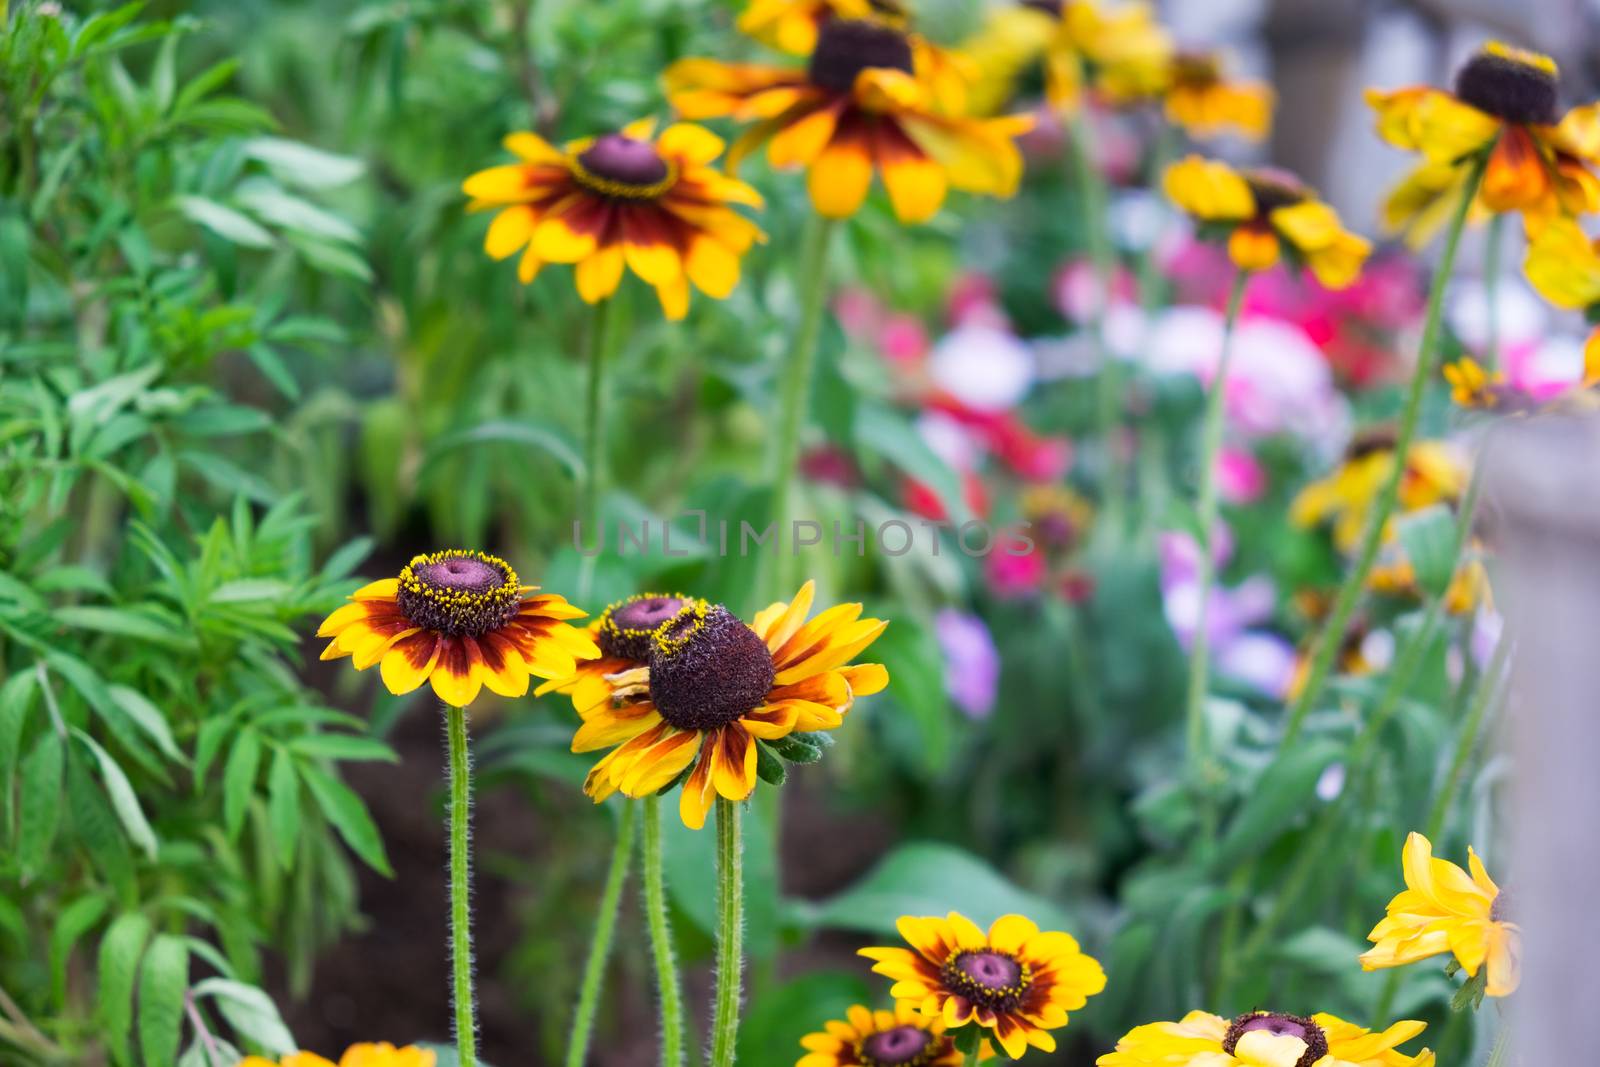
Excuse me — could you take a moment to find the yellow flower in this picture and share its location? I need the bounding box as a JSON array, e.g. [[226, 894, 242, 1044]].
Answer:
[[461, 120, 765, 320], [1524, 216, 1600, 383], [1368, 42, 1600, 242], [1360, 831, 1520, 997], [859, 912, 1105, 1060], [1163, 50, 1274, 141], [316, 550, 598, 708], [666, 19, 1031, 223], [557, 582, 887, 829], [1097, 1010, 1434, 1067], [1441, 356, 1507, 409], [1368, 553, 1490, 616], [1041, 1, 1173, 115], [240, 1044, 435, 1067], [1164, 156, 1371, 288], [1289, 434, 1465, 554], [797, 1002, 992, 1066]]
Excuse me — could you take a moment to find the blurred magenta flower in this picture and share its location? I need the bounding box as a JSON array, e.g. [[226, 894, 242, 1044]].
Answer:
[[946, 272, 1010, 330], [986, 548, 1047, 599], [935, 609, 1001, 720], [1216, 446, 1267, 504]]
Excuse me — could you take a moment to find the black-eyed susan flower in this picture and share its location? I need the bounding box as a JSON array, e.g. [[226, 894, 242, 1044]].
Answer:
[[1289, 432, 1465, 554], [1442, 356, 1508, 409], [1360, 831, 1520, 997], [571, 581, 887, 829], [1097, 1010, 1435, 1067], [461, 120, 765, 320], [798, 1002, 990, 1067], [1162, 50, 1274, 142], [1164, 156, 1370, 288], [1368, 42, 1600, 244], [241, 1044, 435, 1067], [317, 550, 599, 708], [859, 912, 1105, 1059], [1027, 1, 1173, 115], [537, 592, 700, 713], [1523, 216, 1600, 380], [665, 19, 1031, 223]]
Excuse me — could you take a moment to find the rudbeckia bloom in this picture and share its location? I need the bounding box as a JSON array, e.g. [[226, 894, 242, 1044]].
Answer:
[[1360, 831, 1520, 997], [798, 1002, 990, 1067], [859, 912, 1106, 1059], [1442, 356, 1507, 409], [317, 550, 599, 707], [1164, 156, 1371, 288], [1162, 50, 1274, 141], [241, 1044, 435, 1067], [537, 592, 700, 711], [1289, 433, 1465, 554], [1367, 41, 1600, 244], [1523, 216, 1600, 378], [665, 19, 1031, 223], [461, 120, 765, 320], [1036, 0, 1173, 114], [571, 582, 888, 829], [1097, 1010, 1434, 1067]]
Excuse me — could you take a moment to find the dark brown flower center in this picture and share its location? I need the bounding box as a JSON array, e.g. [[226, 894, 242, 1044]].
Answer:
[[598, 594, 693, 662], [396, 550, 522, 637], [1244, 167, 1309, 213], [1172, 50, 1222, 87], [941, 950, 1030, 1013], [859, 1025, 937, 1067], [574, 133, 673, 197], [1455, 46, 1558, 126], [1344, 423, 1399, 461], [1019, 0, 1063, 15], [648, 604, 775, 732], [808, 19, 914, 93], [1223, 1013, 1328, 1067]]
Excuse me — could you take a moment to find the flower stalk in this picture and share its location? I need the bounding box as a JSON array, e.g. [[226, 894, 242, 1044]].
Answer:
[[643, 795, 687, 1067], [579, 295, 620, 601], [445, 705, 478, 1067], [565, 799, 638, 1067], [709, 798, 744, 1067]]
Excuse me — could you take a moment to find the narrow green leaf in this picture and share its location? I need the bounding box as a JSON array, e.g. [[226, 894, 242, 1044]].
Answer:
[[191, 978, 294, 1055], [49, 893, 110, 1007], [222, 730, 261, 841], [137, 934, 189, 1067], [74, 730, 159, 858], [299, 763, 391, 876], [98, 911, 152, 1067], [287, 734, 397, 763], [1213, 739, 1345, 870], [267, 748, 300, 869], [175, 196, 274, 248], [66, 750, 136, 901], [18, 730, 65, 881], [106, 685, 184, 764]]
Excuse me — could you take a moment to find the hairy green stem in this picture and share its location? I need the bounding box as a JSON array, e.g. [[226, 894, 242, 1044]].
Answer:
[[446, 706, 478, 1067], [1483, 212, 1504, 370], [566, 800, 637, 1067], [1483, 1023, 1512, 1067], [643, 796, 686, 1067], [1281, 153, 1488, 744], [709, 799, 744, 1067], [579, 296, 619, 602]]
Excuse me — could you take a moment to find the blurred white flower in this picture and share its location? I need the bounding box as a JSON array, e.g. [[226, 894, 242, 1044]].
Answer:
[[915, 410, 981, 472], [927, 325, 1036, 413], [1447, 275, 1545, 355]]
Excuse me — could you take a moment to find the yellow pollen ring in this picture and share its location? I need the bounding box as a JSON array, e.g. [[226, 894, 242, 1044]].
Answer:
[[650, 599, 711, 657], [1484, 40, 1558, 76], [567, 153, 680, 201]]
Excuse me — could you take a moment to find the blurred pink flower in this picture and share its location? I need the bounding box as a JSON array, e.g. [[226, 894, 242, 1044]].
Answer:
[[880, 313, 930, 364], [986, 548, 1047, 599], [947, 272, 1010, 330], [1216, 447, 1266, 504], [935, 609, 1001, 720]]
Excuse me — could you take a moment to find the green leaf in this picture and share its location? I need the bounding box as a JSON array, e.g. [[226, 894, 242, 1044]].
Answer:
[[98, 912, 153, 1067], [1396, 504, 1459, 601], [243, 137, 364, 187], [176, 196, 274, 248], [223, 729, 261, 841], [50, 893, 110, 1007], [424, 418, 584, 479], [106, 685, 184, 764], [18, 730, 65, 881], [753, 741, 787, 786], [1213, 739, 1344, 871], [52, 605, 188, 647], [288, 734, 397, 763], [73, 729, 159, 858], [138, 934, 189, 1067], [300, 763, 392, 876], [66, 749, 136, 902], [0, 670, 36, 841], [803, 842, 1073, 936], [267, 748, 300, 869], [870, 616, 953, 776], [191, 978, 295, 1055], [853, 405, 972, 526]]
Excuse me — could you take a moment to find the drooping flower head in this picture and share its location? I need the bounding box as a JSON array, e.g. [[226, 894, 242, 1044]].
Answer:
[[1360, 831, 1521, 997], [1097, 1010, 1434, 1067], [665, 18, 1031, 223], [317, 550, 598, 707], [1164, 156, 1371, 288], [1368, 41, 1600, 245], [797, 1002, 992, 1067], [566, 582, 888, 828], [462, 120, 765, 319], [1289, 431, 1466, 554], [860, 912, 1105, 1060], [1162, 50, 1274, 142], [241, 1043, 435, 1067]]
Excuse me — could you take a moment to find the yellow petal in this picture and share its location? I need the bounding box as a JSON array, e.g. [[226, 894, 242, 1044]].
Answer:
[[1163, 155, 1254, 221]]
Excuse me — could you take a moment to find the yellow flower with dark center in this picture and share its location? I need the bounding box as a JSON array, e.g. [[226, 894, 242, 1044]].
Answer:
[[665, 19, 1032, 223], [797, 1002, 991, 1066], [1097, 1010, 1434, 1067], [565, 581, 887, 829], [537, 592, 702, 711], [1360, 831, 1520, 997], [461, 120, 765, 320], [1441, 356, 1507, 409], [1523, 216, 1600, 382], [241, 1044, 435, 1067], [1035, 0, 1173, 114], [1367, 41, 1600, 244], [316, 550, 598, 708], [1163, 50, 1274, 141], [1289, 433, 1465, 554], [1163, 156, 1370, 287], [859, 912, 1105, 1060]]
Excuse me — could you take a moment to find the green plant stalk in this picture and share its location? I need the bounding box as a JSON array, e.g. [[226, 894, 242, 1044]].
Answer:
[[643, 796, 686, 1067], [566, 799, 638, 1067], [446, 705, 478, 1067], [709, 798, 744, 1067], [1483, 1023, 1512, 1067], [763, 215, 837, 604], [579, 295, 619, 602], [1483, 212, 1504, 370], [1184, 270, 1249, 848], [1068, 115, 1126, 535], [1425, 633, 1511, 841], [1281, 153, 1489, 744]]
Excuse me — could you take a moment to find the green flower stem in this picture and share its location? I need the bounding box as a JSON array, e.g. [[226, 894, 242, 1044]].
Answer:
[[1425, 632, 1511, 841], [1484, 1023, 1513, 1067], [1068, 115, 1126, 535], [445, 705, 478, 1067], [643, 796, 686, 1067], [579, 295, 620, 602], [566, 799, 638, 1067], [1281, 152, 1489, 745], [709, 798, 744, 1067], [764, 214, 837, 604], [1184, 270, 1250, 847], [1484, 212, 1505, 370]]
